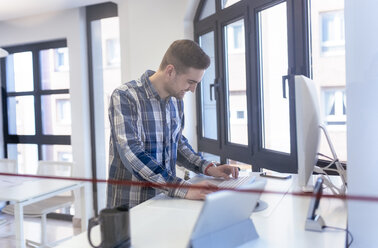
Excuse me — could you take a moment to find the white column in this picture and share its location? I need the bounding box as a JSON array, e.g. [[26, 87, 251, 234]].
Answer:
[[345, 0, 378, 246]]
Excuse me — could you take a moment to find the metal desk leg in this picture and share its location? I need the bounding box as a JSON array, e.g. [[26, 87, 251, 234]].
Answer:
[[80, 184, 88, 231], [14, 203, 25, 248]]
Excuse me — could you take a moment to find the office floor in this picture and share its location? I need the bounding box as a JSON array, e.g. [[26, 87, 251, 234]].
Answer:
[[0, 213, 81, 248]]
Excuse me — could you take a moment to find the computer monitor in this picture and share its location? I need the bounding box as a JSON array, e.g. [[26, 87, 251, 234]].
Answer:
[[294, 75, 321, 190]]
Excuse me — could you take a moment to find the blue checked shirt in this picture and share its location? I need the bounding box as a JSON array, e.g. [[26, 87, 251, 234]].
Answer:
[[107, 70, 212, 208]]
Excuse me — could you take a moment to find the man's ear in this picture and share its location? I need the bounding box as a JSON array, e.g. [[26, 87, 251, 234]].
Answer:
[[165, 64, 176, 77]]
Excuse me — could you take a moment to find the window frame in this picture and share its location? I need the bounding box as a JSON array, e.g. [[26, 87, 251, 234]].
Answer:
[[195, 0, 254, 164], [0, 39, 71, 161], [194, 0, 311, 173], [86, 1, 118, 216]]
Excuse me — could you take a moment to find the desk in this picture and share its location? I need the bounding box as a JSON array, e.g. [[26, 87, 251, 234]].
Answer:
[[56, 173, 347, 248], [0, 177, 88, 248]]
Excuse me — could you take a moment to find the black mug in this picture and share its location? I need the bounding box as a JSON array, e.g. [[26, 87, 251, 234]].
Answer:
[[88, 205, 131, 248]]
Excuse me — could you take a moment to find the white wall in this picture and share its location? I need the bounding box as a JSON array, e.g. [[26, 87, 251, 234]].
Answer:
[[345, 0, 378, 246], [116, 0, 200, 148], [0, 8, 94, 220]]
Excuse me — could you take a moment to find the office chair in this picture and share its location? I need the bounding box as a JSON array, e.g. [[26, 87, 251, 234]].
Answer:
[[0, 158, 18, 174], [2, 160, 75, 247], [0, 158, 18, 210]]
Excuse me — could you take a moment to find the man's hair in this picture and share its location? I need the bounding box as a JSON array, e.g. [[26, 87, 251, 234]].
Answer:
[[159, 39, 210, 74]]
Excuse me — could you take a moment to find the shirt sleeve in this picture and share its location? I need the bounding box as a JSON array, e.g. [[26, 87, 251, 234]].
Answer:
[[176, 135, 212, 174], [109, 89, 189, 198]]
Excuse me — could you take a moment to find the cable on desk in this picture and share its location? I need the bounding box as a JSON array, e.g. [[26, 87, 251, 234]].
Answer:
[[323, 225, 353, 247]]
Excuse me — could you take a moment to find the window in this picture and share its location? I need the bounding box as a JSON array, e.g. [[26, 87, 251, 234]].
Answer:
[[105, 38, 120, 66], [86, 2, 121, 214], [310, 0, 347, 161], [199, 0, 216, 20], [225, 19, 248, 145], [56, 98, 71, 124], [42, 145, 73, 162], [222, 0, 241, 9], [54, 48, 69, 71], [199, 31, 217, 140], [237, 111, 244, 119], [7, 96, 36, 135], [7, 144, 38, 174], [6, 51, 34, 92], [320, 10, 345, 55], [0, 40, 72, 173], [233, 25, 243, 49], [322, 88, 346, 126], [195, 0, 310, 173], [258, 2, 290, 154], [227, 158, 252, 172], [195, 0, 348, 171], [89, 15, 122, 173], [202, 152, 221, 163]]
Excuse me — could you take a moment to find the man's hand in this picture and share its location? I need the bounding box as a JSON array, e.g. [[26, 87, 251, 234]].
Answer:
[[206, 164, 239, 179], [185, 181, 218, 200]]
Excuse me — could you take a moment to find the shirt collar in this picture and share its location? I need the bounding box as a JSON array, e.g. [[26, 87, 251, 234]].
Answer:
[[142, 70, 161, 99]]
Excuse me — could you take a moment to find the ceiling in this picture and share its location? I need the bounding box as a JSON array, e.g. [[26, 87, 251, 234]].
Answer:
[[0, 0, 108, 21]]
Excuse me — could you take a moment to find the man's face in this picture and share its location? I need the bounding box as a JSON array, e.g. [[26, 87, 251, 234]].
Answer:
[[166, 67, 205, 99]]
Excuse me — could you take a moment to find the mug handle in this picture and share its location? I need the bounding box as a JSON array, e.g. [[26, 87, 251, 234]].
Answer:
[[88, 217, 103, 248]]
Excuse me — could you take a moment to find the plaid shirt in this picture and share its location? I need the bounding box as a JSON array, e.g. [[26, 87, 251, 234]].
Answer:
[[107, 70, 211, 208]]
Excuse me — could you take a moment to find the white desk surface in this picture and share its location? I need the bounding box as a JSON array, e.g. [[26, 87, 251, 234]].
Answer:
[[0, 178, 83, 203], [0, 176, 87, 248], [56, 173, 347, 248]]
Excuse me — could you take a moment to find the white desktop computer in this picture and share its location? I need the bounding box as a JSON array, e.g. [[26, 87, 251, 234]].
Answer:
[[294, 75, 346, 193], [294, 75, 321, 191]]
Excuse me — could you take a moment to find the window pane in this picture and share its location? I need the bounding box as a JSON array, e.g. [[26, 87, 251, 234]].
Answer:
[[323, 89, 346, 125], [7, 96, 35, 135], [40, 47, 70, 90], [310, 0, 346, 161], [106, 38, 121, 66], [222, 0, 241, 9], [6, 51, 34, 92], [91, 16, 122, 177], [7, 144, 38, 174], [202, 152, 220, 163], [41, 94, 72, 135], [227, 158, 252, 172], [42, 145, 73, 162], [199, 32, 218, 140], [188, 152, 220, 179], [199, 0, 215, 20], [225, 19, 248, 145], [320, 11, 345, 55], [258, 2, 290, 153]]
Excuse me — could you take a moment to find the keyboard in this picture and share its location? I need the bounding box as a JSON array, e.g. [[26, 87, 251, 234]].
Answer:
[[216, 175, 256, 188]]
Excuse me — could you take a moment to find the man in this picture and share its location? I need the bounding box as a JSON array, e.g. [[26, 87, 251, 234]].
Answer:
[[107, 40, 239, 209]]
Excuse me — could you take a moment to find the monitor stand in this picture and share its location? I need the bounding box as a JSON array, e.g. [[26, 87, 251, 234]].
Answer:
[[253, 200, 268, 212], [301, 176, 315, 192], [302, 185, 315, 192]]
